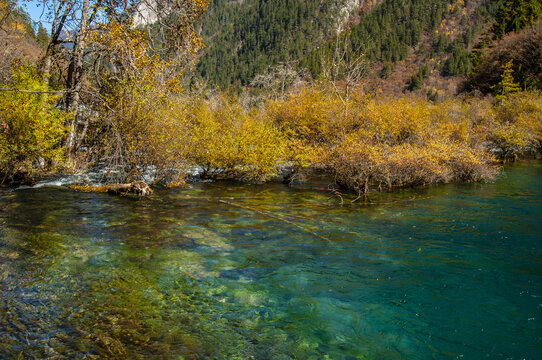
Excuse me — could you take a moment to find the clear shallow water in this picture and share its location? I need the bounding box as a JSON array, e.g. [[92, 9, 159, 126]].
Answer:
[[0, 162, 541, 359]]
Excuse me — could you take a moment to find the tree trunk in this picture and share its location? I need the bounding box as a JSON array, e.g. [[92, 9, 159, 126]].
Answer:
[[65, 0, 90, 164], [41, 0, 73, 106], [42, 0, 73, 82]]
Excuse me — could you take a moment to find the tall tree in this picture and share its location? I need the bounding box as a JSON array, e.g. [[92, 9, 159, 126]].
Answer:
[[37, 0, 208, 163], [491, 0, 542, 39], [321, 32, 369, 115], [492, 59, 521, 104]]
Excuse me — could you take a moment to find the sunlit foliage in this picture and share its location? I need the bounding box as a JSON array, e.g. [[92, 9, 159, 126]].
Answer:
[[88, 18, 200, 185], [264, 88, 509, 193], [1, 1, 540, 193], [187, 95, 286, 182], [0, 65, 67, 184], [483, 92, 542, 160], [492, 60, 521, 105]]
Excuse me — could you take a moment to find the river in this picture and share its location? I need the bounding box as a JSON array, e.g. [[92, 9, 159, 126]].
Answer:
[[0, 161, 541, 359]]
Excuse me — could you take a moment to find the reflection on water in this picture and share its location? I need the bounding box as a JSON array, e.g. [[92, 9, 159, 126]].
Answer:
[[1, 162, 541, 359]]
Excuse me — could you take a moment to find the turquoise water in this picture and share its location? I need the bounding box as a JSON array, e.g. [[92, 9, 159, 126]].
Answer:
[[0, 162, 541, 359]]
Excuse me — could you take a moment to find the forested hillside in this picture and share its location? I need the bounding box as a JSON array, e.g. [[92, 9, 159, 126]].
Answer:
[[195, 0, 510, 93], [1, 0, 541, 187], [0, 1, 48, 82], [466, 0, 542, 93], [195, 0, 346, 89]]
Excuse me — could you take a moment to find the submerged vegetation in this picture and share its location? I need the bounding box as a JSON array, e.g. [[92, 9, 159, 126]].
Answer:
[[0, 0, 541, 193], [2, 166, 540, 358], [1, 0, 541, 357]]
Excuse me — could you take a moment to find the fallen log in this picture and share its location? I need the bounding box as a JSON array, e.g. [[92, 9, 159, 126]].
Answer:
[[69, 181, 153, 196]]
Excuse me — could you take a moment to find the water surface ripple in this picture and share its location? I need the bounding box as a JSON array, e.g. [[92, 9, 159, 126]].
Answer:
[[0, 162, 541, 359]]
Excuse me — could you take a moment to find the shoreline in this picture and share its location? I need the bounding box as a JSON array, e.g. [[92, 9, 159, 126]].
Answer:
[[3, 157, 540, 197]]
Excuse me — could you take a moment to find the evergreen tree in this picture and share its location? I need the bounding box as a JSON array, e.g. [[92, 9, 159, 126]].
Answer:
[[443, 47, 473, 76], [408, 65, 429, 91], [492, 60, 521, 104], [36, 24, 49, 49], [492, 0, 542, 39]]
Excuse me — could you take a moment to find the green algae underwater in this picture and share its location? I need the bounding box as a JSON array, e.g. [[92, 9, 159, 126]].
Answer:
[[0, 162, 541, 359]]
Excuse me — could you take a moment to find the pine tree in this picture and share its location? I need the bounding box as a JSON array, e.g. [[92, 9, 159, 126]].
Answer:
[[492, 0, 542, 39], [36, 24, 49, 49], [492, 60, 521, 104]]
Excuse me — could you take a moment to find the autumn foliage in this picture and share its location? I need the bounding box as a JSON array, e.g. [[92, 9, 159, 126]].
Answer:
[[1, 3, 541, 192], [482, 92, 542, 160], [0, 65, 67, 184], [98, 84, 538, 194], [265, 89, 503, 193], [187, 95, 285, 182], [2, 62, 540, 192]]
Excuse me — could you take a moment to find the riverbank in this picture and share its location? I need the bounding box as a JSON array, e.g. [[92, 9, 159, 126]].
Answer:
[[2, 159, 539, 207], [2, 88, 541, 193]]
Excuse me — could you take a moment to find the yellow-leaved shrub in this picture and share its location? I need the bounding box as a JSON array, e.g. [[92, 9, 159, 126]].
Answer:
[[87, 80, 540, 191], [265, 88, 502, 193], [0, 65, 68, 184], [97, 80, 192, 185], [187, 95, 285, 182], [485, 92, 542, 159]]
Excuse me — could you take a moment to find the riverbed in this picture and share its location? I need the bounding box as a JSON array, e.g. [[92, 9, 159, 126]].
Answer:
[[1, 162, 540, 359]]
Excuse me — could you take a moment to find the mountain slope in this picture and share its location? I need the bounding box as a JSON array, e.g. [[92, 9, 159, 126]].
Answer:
[[195, 0, 378, 89], [195, 0, 509, 95], [0, 2, 47, 82]]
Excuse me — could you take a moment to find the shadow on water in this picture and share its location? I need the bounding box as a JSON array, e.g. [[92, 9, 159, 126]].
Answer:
[[0, 161, 541, 359]]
